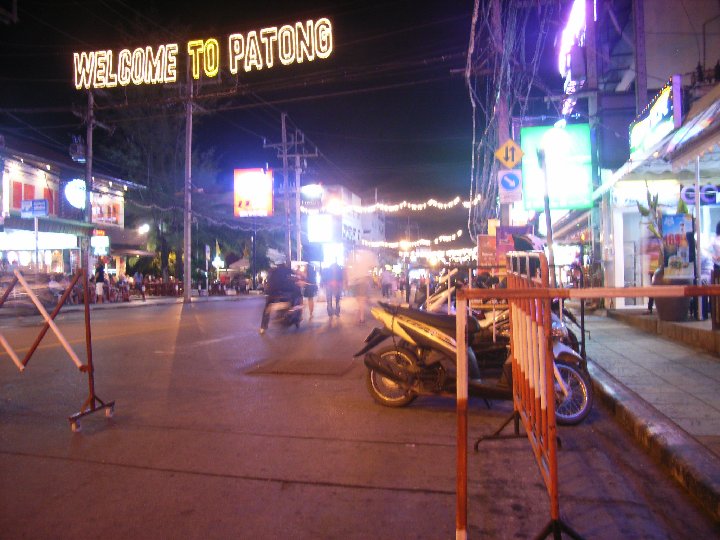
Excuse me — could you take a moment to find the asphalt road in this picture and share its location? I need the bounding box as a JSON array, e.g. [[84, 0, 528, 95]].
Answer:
[[0, 297, 717, 539]]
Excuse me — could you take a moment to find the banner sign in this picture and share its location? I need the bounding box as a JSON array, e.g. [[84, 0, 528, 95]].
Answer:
[[234, 168, 274, 217], [495, 225, 533, 266], [73, 18, 333, 90], [661, 213, 694, 279]]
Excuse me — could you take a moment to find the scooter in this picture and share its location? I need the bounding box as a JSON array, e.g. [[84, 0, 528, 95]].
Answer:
[[353, 301, 593, 425]]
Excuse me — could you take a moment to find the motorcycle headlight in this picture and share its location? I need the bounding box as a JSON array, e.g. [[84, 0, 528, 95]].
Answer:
[[551, 320, 568, 339]]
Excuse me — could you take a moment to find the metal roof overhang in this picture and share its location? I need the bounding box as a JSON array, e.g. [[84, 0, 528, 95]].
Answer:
[[593, 83, 720, 198]]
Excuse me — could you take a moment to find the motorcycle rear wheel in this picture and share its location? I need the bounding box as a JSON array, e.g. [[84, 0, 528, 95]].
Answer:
[[554, 358, 593, 425], [365, 346, 418, 407]]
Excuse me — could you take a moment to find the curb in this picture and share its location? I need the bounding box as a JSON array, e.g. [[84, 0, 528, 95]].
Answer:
[[589, 360, 720, 521]]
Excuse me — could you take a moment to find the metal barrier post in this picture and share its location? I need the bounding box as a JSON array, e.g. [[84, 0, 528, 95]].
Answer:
[[0, 269, 114, 432], [455, 295, 468, 540]]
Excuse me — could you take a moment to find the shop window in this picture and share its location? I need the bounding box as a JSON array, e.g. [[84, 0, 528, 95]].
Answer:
[[12, 181, 22, 209], [43, 187, 55, 215]]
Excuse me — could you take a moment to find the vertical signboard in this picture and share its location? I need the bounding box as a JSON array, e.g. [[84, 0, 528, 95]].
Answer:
[[234, 168, 274, 217]]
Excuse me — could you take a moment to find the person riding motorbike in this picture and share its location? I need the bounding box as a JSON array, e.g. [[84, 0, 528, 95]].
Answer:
[[259, 263, 303, 334]]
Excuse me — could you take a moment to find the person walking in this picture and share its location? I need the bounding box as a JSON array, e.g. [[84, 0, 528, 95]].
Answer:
[[380, 267, 394, 298], [303, 263, 318, 319], [323, 262, 344, 317], [133, 269, 146, 301], [94, 261, 106, 304]]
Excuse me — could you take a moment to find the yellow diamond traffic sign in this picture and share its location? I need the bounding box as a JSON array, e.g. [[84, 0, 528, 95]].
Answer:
[[494, 139, 524, 169]]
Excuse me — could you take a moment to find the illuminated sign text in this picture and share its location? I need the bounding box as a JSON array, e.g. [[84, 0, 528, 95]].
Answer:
[[73, 18, 333, 89]]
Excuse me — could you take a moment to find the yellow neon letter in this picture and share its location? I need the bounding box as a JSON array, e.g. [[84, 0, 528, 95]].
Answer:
[[260, 27, 278, 69], [295, 20, 314, 63], [73, 51, 96, 90], [315, 18, 333, 59], [105, 50, 118, 87], [118, 49, 132, 86], [244, 31, 263, 71], [165, 44, 178, 82], [187, 39, 204, 79], [278, 25, 295, 66], [228, 34, 244, 74], [145, 45, 163, 84], [203, 38, 219, 77], [94, 50, 108, 88], [131, 47, 145, 85]]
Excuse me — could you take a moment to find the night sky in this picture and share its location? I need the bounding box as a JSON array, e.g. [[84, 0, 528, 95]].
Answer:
[[0, 0, 558, 245]]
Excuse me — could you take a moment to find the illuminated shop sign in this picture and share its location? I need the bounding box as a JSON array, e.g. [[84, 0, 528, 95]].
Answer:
[[73, 18, 333, 90], [629, 75, 682, 161], [520, 123, 593, 211], [233, 168, 274, 217], [681, 184, 720, 205]]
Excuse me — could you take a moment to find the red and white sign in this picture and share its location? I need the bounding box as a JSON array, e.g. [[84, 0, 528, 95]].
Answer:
[[233, 168, 274, 217]]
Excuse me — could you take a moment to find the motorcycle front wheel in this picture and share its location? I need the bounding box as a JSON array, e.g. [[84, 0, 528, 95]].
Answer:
[[365, 346, 418, 407], [554, 358, 593, 425]]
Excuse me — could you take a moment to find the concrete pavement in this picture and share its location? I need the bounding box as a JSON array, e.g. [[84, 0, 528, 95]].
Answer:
[[3, 289, 720, 524]]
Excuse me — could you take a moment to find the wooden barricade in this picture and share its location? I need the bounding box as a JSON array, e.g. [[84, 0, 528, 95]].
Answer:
[[455, 252, 720, 539], [0, 269, 115, 432]]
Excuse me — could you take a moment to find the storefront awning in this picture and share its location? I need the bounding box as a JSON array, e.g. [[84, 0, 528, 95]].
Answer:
[[111, 247, 156, 257], [4, 216, 94, 236], [594, 83, 720, 199], [665, 83, 720, 169]]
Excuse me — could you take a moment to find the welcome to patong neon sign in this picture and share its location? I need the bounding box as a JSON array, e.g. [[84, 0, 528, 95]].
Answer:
[[73, 17, 333, 90]]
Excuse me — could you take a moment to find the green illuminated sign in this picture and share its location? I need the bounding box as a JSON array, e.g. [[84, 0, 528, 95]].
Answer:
[[520, 123, 592, 211]]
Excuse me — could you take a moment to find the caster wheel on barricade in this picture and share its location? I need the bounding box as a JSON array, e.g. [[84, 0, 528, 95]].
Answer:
[[70, 420, 81, 433], [105, 405, 114, 418]]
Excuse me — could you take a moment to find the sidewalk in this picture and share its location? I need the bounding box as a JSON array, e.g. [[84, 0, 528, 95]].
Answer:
[[581, 309, 720, 520]]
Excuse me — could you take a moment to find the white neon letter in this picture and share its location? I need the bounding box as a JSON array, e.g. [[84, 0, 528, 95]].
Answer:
[[315, 18, 333, 59], [94, 50, 108, 88], [118, 49, 132, 86], [244, 31, 263, 71], [295, 20, 314, 63], [228, 34, 244, 74], [278, 25, 295, 66], [203, 38, 219, 77], [187, 39, 204, 79], [260, 27, 278, 69], [105, 50, 118, 87], [131, 47, 145, 85], [73, 51, 96, 90], [165, 43, 178, 82]]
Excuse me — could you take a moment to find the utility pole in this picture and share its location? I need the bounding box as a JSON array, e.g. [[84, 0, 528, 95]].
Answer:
[[281, 113, 291, 264], [491, 0, 510, 227], [183, 74, 193, 303], [633, 0, 648, 113], [265, 117, 317, 264], [83, 91, 94, 276]]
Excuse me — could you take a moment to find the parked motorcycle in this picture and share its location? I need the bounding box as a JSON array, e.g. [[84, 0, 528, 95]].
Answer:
[[353, 301, 593, 425]]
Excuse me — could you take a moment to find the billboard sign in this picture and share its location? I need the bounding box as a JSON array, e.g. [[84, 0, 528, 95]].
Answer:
[[233, 168, 274, 217], [520, 123, 592, 211]]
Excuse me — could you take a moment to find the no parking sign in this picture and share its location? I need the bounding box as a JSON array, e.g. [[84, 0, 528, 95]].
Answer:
[[497, 169, 522, 204]]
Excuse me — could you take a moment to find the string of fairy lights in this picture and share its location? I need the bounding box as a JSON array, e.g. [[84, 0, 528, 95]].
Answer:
[[362, 229, 464, 249], [300, 194, 483, 215]]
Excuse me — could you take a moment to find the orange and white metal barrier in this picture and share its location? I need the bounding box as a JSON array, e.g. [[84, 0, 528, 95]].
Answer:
[[0, 269, 115, 432], [455, 251, 720, 539]]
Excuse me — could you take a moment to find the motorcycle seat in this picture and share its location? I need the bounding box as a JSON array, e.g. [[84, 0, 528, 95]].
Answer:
[[378, 302, 481, 335]]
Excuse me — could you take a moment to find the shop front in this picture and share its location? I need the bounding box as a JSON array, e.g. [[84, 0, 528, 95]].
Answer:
[[598, 80, 720, 309]]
